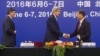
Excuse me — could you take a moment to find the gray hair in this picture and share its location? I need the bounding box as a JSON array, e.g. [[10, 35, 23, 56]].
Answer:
[[51, 6, 61, 14]]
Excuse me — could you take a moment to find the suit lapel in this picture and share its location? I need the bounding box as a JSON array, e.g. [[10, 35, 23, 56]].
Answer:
[[78, 19, 86, 32], [8, 16, 15, 30], [52, 15, 60, 30]]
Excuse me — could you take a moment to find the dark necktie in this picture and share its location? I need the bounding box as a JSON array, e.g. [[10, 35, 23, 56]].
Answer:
[[77, 22, 80, 31]]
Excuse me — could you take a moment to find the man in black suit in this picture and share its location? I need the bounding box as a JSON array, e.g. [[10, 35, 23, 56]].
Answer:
[[44, 6, 68, 42], [66, 10, 91, 42], [2, 8, 16, 47]]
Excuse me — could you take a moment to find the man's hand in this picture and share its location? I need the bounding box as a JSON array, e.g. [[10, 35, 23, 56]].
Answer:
[[14, 30, 16, 34], [77, 35, 80, 40], [63, 33, 70, 38]]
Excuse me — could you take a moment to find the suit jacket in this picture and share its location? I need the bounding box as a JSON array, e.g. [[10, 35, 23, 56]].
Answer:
[[44, 15, 63, 42], [70, 19, 91, 42], [2, 16, 16, 47]]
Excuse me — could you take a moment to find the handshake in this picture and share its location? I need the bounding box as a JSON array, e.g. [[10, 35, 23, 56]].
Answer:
[[63, 33, 70, 38], [63, 33, 81, 40]]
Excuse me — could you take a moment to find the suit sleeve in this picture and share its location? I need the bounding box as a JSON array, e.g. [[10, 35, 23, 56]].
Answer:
[[70, 24, 78, 37], [80, 22, 91, 40], [47, 18, 63, 37], [4, 20, 14, 35]]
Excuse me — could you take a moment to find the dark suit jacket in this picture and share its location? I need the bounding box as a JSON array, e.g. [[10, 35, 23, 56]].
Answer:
[[2, 16, 16, 47], [44, 15, 63, 42], [70, 19, 91, 42]]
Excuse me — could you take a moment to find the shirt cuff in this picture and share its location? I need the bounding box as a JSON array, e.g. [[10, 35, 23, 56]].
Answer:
[[63, 33, 66, 37]]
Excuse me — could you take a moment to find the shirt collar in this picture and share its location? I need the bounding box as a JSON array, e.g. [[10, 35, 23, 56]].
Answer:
[[79, 18, 85, 24], [53, 14, 57, 20], [8, 15, 13, 19]]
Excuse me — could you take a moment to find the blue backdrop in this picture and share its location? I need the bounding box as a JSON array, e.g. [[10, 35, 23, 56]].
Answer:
[[0, 0, 100, 47]]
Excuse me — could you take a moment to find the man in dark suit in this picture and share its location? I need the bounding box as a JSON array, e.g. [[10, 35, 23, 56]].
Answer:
[[44, 6, 68, 42], [2, 8, 16, 47], [66, 10, 91, 42]]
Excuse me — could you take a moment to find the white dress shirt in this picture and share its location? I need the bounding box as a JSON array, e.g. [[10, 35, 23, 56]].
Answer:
[[77, 18, 85, 40]]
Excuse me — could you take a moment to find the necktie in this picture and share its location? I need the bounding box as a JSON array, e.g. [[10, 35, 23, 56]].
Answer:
[[77, 22, 80, 31]]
